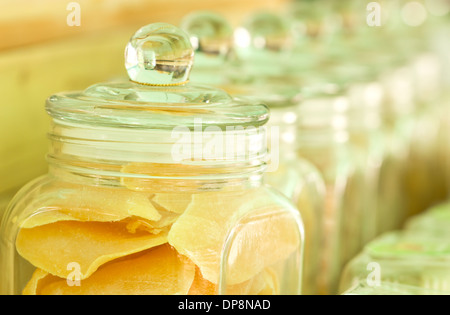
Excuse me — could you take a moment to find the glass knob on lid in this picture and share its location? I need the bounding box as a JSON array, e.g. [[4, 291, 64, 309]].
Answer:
[[235, 12, 292, 57], [125, 23, 194, 86], [180, 11, 234, 67], [234, 12, 295, 79]]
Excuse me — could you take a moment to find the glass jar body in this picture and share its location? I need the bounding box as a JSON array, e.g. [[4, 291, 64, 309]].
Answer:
[[265, 156, 325, 295], [376, 128, 410, 233], [0, 189, 17, 226], [403, 53, 448, 218], [0, 168, 304, 295], [263, 106, 325, 295], [296, 135, 367, 295], [378, 66, 419, 229], [295, 90, 381, 294]]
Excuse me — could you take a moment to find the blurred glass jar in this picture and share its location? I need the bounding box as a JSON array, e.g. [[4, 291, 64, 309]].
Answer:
[[303, 0, 448, 230], [0, 24, 305, 295], [342, 280, 445, 295], [181, 11, 325, 295], [339, 232, 450, 294], [383, 0, 449, 219], [288, 0, 412, 238], [406, 52, 449, 214], [428, 10, 450, 197], [405, 200, 450, 237], [306, 0, 420, 234], [295, 84, 374, 295], [233, 10, 389, 294], [403, 15, 448, 215], [299, 67, 385, 272], [0, 189, 16, 225], [437, 97, 450, 196]]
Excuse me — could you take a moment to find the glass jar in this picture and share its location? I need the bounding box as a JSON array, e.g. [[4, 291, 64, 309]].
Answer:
[[306, 0, 447, 233], [295, 85, 371, 295], [285, 6, 388, 291], [405, 201, 450, 237], [0, 189, 16, 225], [289, 0, 407, 241], [263, 103, 326, 296], [0, 23, 305, 295], [382, 0, 449, 220], [406, 50, 449, 214], [232, 11, 386, 294], [438, 97, 450, 196], [342, 280, 444, 295], [306, 0, 413, 235], [339, 231, 450, 294], [181, 11, 325, 295]]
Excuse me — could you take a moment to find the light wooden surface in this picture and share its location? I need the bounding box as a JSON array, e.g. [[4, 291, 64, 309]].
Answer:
[[0, 0, 290, 51]]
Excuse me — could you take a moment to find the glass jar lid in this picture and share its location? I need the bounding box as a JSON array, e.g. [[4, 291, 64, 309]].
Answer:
[[46, 23, 269, 130], [366, 232, 450, 260]]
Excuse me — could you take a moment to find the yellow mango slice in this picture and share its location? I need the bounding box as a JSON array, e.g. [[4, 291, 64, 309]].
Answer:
[[122, 163, 223, 177], [121, 163, 241, 192], [16, 220, 167, 280], [152, 193, 192, 214], [257, 268, 279, 295], [22, 269, 55, 295], [123, 198, 183, 234], [125, 201, 181, 234], [168, 189, 300, 285], [224, 210, 300, 285], [188, 266, 274, 295], [20, 185, 160, 228], [23, 245, 195, 295], [188, 267, 217, 295]]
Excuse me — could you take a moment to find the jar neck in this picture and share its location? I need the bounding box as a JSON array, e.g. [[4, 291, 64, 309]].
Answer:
[[266, 106, 299, 162], [47, 119, 268, 191]]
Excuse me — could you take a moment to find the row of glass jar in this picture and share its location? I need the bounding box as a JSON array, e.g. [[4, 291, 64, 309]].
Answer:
[[0, 1, 449, 295], [176, 5, 450, 294]]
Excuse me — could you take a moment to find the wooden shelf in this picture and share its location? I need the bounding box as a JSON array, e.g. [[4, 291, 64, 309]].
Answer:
[[0, 0, 290, 51]]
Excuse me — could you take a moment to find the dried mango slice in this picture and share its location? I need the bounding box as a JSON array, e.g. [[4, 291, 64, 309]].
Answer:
[[124, 201, 181, 234], [168, 189, 300, 285], [125, 211, 179, 235], [257, 268, 279, 295], [23, 245, 195, 295], [16, 220, 167, 280], [20, 186, 160, 228], [123, 199, 182, 234], [121, 163, 207, 192], [225, 209, 300, 285], [121, 163, 242, 192], [152, 193, 192, 214], [22, 269, 56, 295], [188, 267, 217, 295], [122, 163, 224, 177], [188, 266, 273, 295]]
